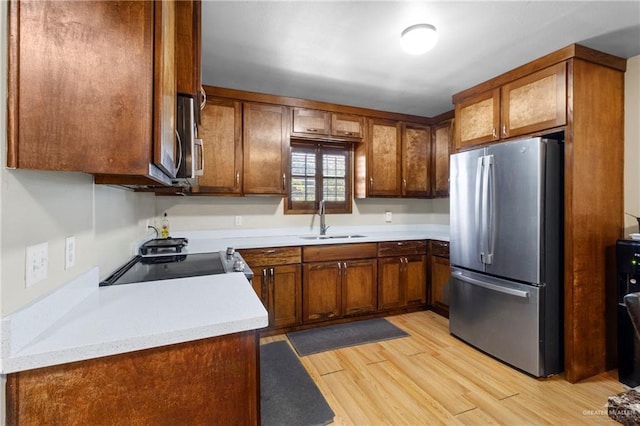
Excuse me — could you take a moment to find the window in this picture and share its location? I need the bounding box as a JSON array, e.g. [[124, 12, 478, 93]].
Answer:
[[286, 140, 352, 214]]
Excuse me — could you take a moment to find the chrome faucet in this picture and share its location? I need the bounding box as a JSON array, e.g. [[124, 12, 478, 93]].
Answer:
[[319, 200, 330, 235]]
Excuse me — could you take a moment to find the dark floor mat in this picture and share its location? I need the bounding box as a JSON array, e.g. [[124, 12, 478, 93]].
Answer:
[[287, 317, 409, 356], [260, 340, 335, 426]]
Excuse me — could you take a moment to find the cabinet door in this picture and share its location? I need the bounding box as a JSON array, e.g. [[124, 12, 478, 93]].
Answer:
[[303, 262, 342, 322], [175, 0, 202, 125], [501, 62, 566, 139], [378, 257, 403, 310], [292, 108, 330, 136], [331, 113, 364, 139], [153, 0, 178, 178], [342, 259, 378, 316], [402, 123, 431, 198], [432, 119, 452, 197], [7, 2, 157, 177], [196, 98, 242, 194], [405, 255, 427, 305], [430, 255, 451, 316], [368, 118, 402, 196], [270, 264, 302, 328], [454, 88, 500, 151], [243, 103, 289, 194]]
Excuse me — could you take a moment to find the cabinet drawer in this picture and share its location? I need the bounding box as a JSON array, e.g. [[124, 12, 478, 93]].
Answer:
[[303, 243, 377, 263], [430, 240, 450, 258], [378, 240, 427, 257], [239, 246, 301, 266]]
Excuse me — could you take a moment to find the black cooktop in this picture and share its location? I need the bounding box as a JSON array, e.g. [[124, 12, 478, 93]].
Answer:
[[100, 252, 227, 286]]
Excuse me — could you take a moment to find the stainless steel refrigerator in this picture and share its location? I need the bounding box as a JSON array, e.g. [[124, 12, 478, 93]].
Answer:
[[449, 136, 563, 377]]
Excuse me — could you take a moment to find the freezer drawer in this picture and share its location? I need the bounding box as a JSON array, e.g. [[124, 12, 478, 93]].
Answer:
[[449, 268, 546, 377]]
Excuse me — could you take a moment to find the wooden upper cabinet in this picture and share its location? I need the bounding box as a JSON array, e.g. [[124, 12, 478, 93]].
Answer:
[[8, 1, 177, 185], [175, 0, 202, 124], [292, 108, 331, 136], [243, 103, 289, 195], [432, 118, 453, 198], [402, 122, 432, 198], [454, 62, 567, 151], [454, 88, 500, 151], [501, 62, 566, 138], [367, 118, 402, 196], [331, 113, 364, 138], [196, 97, 242, 194], [292, 108, 363, 140]]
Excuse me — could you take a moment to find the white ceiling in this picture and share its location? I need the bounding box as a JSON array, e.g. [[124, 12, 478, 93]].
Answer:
[[201, 1, 640, 117]]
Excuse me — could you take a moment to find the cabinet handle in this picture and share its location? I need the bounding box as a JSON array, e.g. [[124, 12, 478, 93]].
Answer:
[[502, 124, 507, 137], [282, 173, 286, 190], [492, 127, 497, 138], [306, 128, 319, 132], [397, 242, 405, 246], [235, 171, 240, 186], [343, 132, 352, 136], [199, 86, 207, 110], [403, 178, 407, 188], [263, 249, 276, 254], [370, 177, 373, 191]]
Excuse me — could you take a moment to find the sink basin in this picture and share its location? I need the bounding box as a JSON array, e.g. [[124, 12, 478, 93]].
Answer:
[[299, 234, 366, 240]]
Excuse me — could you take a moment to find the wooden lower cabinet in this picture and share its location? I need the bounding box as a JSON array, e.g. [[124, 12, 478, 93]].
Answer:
[[303, 259, 378, 322], [6, 331, 260, 425], [302, 243, 378, 323], [429, 240, 450, 317], [378, 241, 427, 310], [239, 247, 302, 329]]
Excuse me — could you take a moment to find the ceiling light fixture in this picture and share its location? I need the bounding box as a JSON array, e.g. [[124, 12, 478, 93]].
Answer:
[[400, 23, 438, 55]]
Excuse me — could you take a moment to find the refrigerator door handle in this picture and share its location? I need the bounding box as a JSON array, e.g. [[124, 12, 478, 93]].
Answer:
[[486, 155, 496, 264], [453, 271, 530, 299], [475, 156, 485, 263], [480, 156, 491, 264]]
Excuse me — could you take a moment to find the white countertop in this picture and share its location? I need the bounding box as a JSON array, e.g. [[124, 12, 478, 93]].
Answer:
[[0, 269, 268, 374], [0, 224, 448, 374]]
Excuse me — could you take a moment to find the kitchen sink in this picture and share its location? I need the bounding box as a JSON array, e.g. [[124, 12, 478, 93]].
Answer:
[[299, 234, 366, 240]]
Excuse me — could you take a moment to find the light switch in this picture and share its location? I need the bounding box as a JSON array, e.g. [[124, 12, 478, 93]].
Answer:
[[385, 212, 392, 223]]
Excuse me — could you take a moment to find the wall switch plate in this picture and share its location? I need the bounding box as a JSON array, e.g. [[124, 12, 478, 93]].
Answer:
[[65, 236, 76, 270], [385, 212, 392, 223], [235, 216, 243, 226], [25, 242, 48, 287]]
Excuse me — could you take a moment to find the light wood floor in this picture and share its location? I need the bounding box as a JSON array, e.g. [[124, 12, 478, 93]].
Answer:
[[261, 311, 625, 425]]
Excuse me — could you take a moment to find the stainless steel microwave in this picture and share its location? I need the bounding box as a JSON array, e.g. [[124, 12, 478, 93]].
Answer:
[[175, 95, 204, 185]]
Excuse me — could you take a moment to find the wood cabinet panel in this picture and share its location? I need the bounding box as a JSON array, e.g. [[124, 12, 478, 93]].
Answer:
[[454, 88, 500, 151], [405, 255, 428, 305], [432, 119, 453, 197], [429, 240, 450, 317], [303, 262, 342, 322], [378, 240, 427, 257], [6, 331, 259, 425], [292, 108, 330, 136], [303, 243, 378, 263], [243, 103, 289, 194], [501, 62, 566, 138], [268, 264, 302, 327], [331, 113, 364, 138], [343, 259, 378, 315], [402, 123, 432, 197], [368, 118, 402, 196], [196, 97, 242, 194], [176, 0, 201, 98], [240, 247, 301, 267], [7, 1, 177, 184], [378, 257, 403, 309]]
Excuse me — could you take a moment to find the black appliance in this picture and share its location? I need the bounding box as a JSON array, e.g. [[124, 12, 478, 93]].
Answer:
[[100, 243, 253, 286], [617, 239, 640, 387]]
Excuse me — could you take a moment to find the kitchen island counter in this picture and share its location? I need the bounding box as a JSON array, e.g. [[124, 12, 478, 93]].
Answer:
[[0, 268, 268, 374]]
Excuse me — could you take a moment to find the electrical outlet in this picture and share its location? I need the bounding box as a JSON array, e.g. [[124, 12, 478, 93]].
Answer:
[[25, 242, 48, 287], [235, 216, 243, 226], [385, 211, 392, 223], [65, 236, 76, 270]]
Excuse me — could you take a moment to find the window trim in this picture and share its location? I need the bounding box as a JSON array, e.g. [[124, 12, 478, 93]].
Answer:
[[285, 139, 352, 215]]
